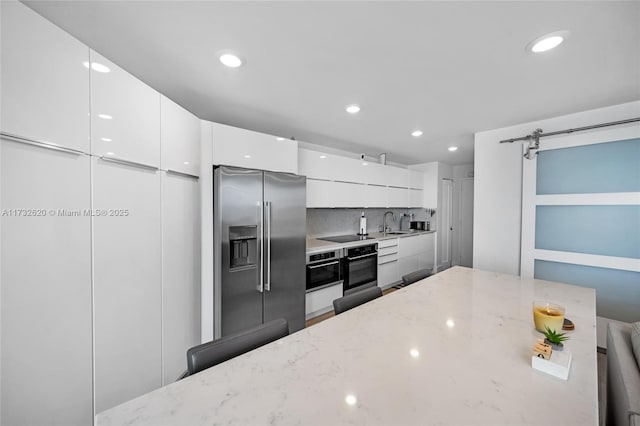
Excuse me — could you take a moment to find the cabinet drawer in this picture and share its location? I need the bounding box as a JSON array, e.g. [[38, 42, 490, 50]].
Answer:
[[378, 246, 398, 258], [306, 283, 343, 318], [378, 238, 399, 249]]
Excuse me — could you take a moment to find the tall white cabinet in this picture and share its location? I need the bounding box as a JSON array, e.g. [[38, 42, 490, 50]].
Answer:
[[1, 2, 93, 425], [92, 159, 162, 413], [1, 2, 201, 423], [0, 143, 93, 426], [161, 173, 200, 383]]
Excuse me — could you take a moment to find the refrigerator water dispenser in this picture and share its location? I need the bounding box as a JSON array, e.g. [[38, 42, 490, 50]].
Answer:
[[229, 225, 257, 269]]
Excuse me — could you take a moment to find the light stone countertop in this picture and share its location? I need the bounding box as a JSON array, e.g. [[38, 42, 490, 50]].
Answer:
[[97, 267, 597, 426], [306, 229, 436, 254]]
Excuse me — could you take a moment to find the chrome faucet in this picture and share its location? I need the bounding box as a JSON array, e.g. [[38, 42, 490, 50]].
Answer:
[[383, 211, 395, 233]]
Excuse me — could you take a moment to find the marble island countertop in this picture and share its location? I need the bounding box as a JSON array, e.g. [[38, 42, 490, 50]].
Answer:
[[97, 267, 597, 426], [307, 229, 436, 253]]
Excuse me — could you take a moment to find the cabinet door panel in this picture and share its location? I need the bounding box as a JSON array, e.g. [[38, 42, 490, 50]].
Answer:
[[93, 158, 162, 413], [162, 173, 201, 384], [378, 259, 399, 288], [409, 170, 424, 189], [1, 2, 90, 152], [409, 189, 423, 207], [212, 123, 297, 174], [333, 181, 365, 208], [1, 140, 92, 425], [305, 284, 343, 318], [91, 51, 160, 166], [306, 179, 333, 207], [398, 254, 419, 277], [387, 187, 408, 207], [364, 185, 387, 208], [161, 96, 200, 176]]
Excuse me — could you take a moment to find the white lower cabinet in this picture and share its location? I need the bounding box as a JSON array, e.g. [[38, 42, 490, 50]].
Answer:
[[305, 284, 343, 319], [161, 172, 201, 384], [0, 140, 93, 425], [377, 238, 400, 288], [378, 258, 399, 288], [397, 233, 435, 278], [93, 158, 162, 413]]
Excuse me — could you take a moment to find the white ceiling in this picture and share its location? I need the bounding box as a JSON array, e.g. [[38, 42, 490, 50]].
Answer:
[[24, 1, 640, 166]]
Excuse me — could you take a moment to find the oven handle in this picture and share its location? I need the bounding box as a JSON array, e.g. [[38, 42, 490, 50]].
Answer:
[[308, 260, 340, 269], [347, 252, 378, 261]]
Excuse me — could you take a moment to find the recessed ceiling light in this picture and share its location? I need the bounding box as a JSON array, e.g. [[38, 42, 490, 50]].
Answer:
[[448, 146, 458, 152], [410, 349, 420, 358], [219, 53, 243, 68], [98, 114, 112, 120], [101, 137, 112, 142], [527, 31, 569, 53], [411, 130, 423, 137], [319, 155, 327, 159], [446, 319, 455, 328], [106, 152, 115, 156], [82, 61, 110, 73], [346, 104, 361, 114], [345, 395, 357, 406], [244, 154, 251, 159], [362, 162, 368, 166], [183, 161, 189, 165], [276, 137, 286, 141]]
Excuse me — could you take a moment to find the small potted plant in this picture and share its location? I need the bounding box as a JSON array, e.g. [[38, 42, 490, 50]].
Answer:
[[543, 326, 569, 351]]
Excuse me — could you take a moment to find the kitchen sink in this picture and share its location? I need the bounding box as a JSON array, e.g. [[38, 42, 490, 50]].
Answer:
[[384, 230, 415, 235]]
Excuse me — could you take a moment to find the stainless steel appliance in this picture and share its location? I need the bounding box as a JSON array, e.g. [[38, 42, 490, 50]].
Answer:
[[306, 249, 342, 292], [343, 243, 378, 295], [410, 221, 426, 231], [213, 165, 306, 338]]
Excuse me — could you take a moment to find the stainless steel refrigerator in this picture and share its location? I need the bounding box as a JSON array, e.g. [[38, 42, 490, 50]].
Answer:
[[213, 165, 306, 338]]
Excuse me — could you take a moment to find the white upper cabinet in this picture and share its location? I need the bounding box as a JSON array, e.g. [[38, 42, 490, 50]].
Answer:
[[212, 123, 297, 174], [409, 170, 424, 189], [299, 148, 367, 183], [161, 96, 200, 176], [0, 1, 90, 152], [387, 187, 409, 207], [90, 50, 161, 166]]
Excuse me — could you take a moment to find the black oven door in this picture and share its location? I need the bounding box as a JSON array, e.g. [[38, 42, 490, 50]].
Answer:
[[344, 250, 377, 294], [306, 259, 341, 291]]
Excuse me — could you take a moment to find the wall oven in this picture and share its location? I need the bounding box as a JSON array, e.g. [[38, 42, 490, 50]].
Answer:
[[306, 249, 342, 292], [343, 243, 378, 295]]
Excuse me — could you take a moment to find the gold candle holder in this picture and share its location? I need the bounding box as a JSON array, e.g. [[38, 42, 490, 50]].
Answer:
[[532, 301, 565, 333]]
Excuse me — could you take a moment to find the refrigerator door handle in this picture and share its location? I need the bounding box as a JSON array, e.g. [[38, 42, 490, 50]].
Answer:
[[265, 201, 271, 291], [258, 201, 264, 293]]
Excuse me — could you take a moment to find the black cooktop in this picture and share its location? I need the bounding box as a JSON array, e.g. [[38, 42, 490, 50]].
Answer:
[[318, 234, 375, 243]]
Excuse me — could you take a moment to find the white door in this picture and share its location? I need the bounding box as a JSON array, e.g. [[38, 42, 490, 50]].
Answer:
[[440, 179, 453, 269], [458, 178, 474, 267]]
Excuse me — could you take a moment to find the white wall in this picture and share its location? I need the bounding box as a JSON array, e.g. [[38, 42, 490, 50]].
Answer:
[[473, 101, 640, 275]]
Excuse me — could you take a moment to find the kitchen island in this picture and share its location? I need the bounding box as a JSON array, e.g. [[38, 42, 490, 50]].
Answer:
[[97, 267, 598, 425]]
